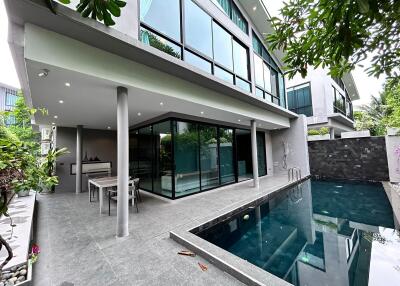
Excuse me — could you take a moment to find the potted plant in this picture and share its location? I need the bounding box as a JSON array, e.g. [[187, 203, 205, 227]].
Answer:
[[40, 147, 69, 193]]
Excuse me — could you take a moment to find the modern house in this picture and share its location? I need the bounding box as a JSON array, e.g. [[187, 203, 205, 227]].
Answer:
[[5, 0, 310, 237], [0, 82, 19, 125], [286, 68, 360, 138]]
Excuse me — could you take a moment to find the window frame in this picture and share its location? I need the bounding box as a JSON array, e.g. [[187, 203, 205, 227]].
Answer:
[[210, 0, 248, 34], [138, 0, 252, 92], [251, 31, 285, 107], [287, 82, 313, 117]]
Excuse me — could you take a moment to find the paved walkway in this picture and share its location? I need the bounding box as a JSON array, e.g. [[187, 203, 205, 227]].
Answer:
[[33, 174, 291, 286]]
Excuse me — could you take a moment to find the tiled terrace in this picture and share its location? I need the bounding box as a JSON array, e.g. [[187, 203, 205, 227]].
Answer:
[[33, 173, 293, 286]]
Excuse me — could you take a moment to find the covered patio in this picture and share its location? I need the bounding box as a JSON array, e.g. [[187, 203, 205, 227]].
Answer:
[[33, 173, 293, 285]]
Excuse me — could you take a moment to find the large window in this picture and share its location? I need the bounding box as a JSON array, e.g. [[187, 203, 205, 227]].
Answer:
[[139, 0, 251, 93], [252, 32, 286, 107], [333, 87, 346, 115], [130, 119, 267, 199], [184, 0, 213, 58], [287, 83, 313, 116], [140, 27, 181, 59], [140, 0, 181, 41], [211, 0, 248, 33], [213, 23, 233, 70]]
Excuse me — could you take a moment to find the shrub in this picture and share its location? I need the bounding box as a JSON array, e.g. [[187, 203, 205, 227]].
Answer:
[[319, 127, 330, 135], [308, 129, 320, 136]]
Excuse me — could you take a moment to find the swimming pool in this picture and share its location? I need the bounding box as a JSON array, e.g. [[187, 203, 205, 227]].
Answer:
[[193, 179, 399, 286]]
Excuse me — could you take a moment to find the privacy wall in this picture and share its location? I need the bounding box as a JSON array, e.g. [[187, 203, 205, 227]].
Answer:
[[308, 137, 389, 181]]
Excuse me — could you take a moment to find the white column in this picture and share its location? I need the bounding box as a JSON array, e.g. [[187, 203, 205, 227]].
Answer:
[[76, 125, 83, 194], [251, 120, 259, 188], [116, 86, 129, 238]]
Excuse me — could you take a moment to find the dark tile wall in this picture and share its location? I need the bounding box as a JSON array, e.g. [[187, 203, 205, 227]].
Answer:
[[308, 137, 389, 181]]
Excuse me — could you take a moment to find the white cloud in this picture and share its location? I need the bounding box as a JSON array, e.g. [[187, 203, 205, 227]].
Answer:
[[0, 1, 20, 89], [262, 0, 386, 106]]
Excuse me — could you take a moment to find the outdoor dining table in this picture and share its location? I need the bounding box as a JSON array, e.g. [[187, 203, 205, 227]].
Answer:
[[88, 176, 136, 214]]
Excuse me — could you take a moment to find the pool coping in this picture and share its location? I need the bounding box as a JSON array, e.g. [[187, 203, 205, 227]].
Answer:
[[170, 176, 311, 286]]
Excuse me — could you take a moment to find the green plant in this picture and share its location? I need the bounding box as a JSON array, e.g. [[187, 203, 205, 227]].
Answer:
[[267, 0, 400, 80], [45, 0, 126, 26], [40, 147, 69, 192], [308, 129, 320, 136], [319, 127, 329, 135]]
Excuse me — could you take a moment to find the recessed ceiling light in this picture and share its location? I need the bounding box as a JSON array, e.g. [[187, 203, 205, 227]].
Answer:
[[238, 119, 241, 122], [59, 100, 64, 104], [65, 82, 71, 87], [160, 102, 164, 106], [51, 122, 55, 125], [253, 6, 257, 11], [38, 69, 49, 77], [54, 115, 58, 119], [137, 112, 141, 116], [200, 111, 204, 115], [107, 126, 111, 130]]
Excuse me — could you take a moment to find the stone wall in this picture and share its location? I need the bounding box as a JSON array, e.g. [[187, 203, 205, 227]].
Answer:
[[308, 136, 389, 181]]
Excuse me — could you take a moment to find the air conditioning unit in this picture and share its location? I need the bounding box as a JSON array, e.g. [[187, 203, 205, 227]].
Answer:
[[41, 127, 52, 141]]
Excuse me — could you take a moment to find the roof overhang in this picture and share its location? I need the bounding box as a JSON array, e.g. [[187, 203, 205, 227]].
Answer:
[[342, 73, 360, 101]]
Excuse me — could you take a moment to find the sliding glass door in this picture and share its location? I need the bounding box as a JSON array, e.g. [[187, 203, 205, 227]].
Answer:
[[219, 128, 235, 184], [235, 129, 253, 181], [257, 132, 267, 177], [199, 125, 219, 190]]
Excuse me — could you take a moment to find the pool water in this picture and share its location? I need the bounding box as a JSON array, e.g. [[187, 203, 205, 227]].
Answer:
[[195, 179, 400, 286]]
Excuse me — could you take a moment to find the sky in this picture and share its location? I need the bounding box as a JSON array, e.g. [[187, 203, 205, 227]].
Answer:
[[0, 1, 386, 106], [262, 0, 386, 107]]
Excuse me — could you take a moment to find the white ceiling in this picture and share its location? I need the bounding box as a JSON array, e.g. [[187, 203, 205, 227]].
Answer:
[[27, 60, 284, 131]]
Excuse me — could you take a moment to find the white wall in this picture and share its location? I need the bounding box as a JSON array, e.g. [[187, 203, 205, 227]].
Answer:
[[386, 135, 400, 183], [271, 115, 310, 177]]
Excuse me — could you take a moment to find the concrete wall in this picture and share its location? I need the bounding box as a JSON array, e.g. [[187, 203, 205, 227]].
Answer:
[[55, 127, 117, 192], [385, 135, 400, 183], [308, 137, 389, 181], [271, 115, 310, 177]]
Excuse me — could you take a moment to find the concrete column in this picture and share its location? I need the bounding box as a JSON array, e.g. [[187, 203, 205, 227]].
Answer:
[[330, 127, 335, 139], [116, 86, 129, 238], [251, 120, 259, 188], [75, 125, 83, 194]]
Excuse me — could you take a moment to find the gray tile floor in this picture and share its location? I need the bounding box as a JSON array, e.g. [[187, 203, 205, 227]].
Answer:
[[33, 174, 290, 286]]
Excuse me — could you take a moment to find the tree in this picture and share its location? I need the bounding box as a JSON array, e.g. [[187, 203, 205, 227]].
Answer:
[[267, 0, 400, 80], [354, 79, 400, 135], [0, 96, 68, 276], [45, 0, 126, 26]]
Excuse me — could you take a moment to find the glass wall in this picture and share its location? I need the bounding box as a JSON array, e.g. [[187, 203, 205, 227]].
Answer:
[[199, 125, 219, 190], [153, 121, 173, 197], [174, 121, 201, 197], [139, 0, 252, 93], [219, 128, 235, 184], [252, 32, 286, 107], [130, 119, 268, 199], [235, 129, 253, 181], [287, 83, 313, 117], [211, 0, 248, 33]]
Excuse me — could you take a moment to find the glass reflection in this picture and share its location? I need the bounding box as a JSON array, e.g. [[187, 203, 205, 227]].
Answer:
[[140, 0, 181, 41], [200, 125, 219, 190], [233, 40, 248, 80], [184, 0, 213, 58], [196, 179, 397, 286], [184, 50, 212, 74], [257, 132, 266, 176], [153, 121, 172, 198], [213, 23, 233, 70], [174, 121, 200, 197], [140, 28, 181, 59], [138, 126, 153, 191], [219, 128, 235, 184]]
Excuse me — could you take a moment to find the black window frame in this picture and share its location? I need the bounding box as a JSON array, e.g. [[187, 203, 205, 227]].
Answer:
[[138, 0, 252, 92], [210, 0, 248, 34], [287, 82, 313, 117], [251, 31, 285, 107]]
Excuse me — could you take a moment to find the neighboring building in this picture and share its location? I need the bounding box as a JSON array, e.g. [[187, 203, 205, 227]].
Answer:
[[6, 0, 310, 234], [0, 82, 19, 126], [286, 68, 360, 138]]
